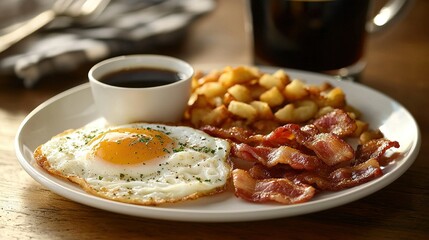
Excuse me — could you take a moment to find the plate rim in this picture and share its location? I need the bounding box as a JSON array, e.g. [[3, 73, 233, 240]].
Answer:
[[14, 68, 421, 222]]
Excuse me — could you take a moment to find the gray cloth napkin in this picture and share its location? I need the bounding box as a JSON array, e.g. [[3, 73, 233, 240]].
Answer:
[[0, 0, 215, 87]]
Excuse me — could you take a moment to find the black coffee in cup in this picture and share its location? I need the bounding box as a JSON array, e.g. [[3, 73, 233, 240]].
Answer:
[[249, 0, 370, 73]]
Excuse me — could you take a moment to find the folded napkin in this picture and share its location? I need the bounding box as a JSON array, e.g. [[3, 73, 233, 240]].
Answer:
[[0, 0, 215, 88]]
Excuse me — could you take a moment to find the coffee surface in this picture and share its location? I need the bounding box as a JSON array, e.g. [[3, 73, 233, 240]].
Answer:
[[100, 67, 183, 88]]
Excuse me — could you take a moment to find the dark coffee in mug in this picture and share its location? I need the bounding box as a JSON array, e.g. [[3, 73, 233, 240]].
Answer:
[[249, 0, 370, 72]]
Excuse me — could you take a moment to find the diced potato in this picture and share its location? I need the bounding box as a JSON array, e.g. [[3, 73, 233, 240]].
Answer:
[[274, 104, 294, 123], [247, 84, 268, 99], [190, 108, 212, 127], [345, 104, 361, 119], [228, 100, 257, 121], [197, 69, 222, 86], [275, 100, 318, 123], [209, 96, 224, 107], [360, 129, 383, 144], [272, 69, 290, 84], [186, 65, 367, 135], [258, 73, 286, 89], [250, 100, 273, 119], [202, 105, 229, 126], [347, 111, 357, 120], [259, 87, 284, 107], [284, 79, 308, 101], [196, 82, 227, 98], [227, 84, 252, 103], [324, 87, 346, 108], [222, 92, 234, 106], [188, 94, 212, 108], [293, 100, 318, 122], [187, 92, 198, 106], [352, 120, 369, 138], [219, 66, 259, 87], [315, 106, 334, 118]]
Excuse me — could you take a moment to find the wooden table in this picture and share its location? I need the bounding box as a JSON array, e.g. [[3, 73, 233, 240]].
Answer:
[[1, 0, 428, 239]]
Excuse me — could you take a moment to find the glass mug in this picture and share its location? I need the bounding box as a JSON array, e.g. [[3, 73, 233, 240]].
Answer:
[[248, 0, 411, 79]]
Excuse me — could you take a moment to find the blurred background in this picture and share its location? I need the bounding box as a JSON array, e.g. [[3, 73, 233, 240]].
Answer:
[[0, 0, 218, 88]]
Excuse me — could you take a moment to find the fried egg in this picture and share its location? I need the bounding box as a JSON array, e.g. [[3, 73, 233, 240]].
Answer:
[[34, 123, 231, 205]]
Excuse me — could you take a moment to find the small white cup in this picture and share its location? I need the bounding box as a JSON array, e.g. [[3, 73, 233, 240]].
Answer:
[[88, 55, 194, 125]]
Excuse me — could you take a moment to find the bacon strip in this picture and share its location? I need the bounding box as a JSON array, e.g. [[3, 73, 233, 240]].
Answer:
[[202, 121, 399, 204], [291, 158, 383, 191], [232, 169, 316, 204], [313, 109, 357, 137], [252, 126, 298, 147], [355, 138, 400, 165], [201, 125, 299, 148], [307, 133, 355, 166], [285, 124, 355, 166], [200, 125, 255, 144], [248, 163, 289, 179], [232, 143, 324, 170], [206, 123, 355, 166]]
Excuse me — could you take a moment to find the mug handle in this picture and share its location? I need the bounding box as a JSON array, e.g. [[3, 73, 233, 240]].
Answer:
[[367, 0, 413, 32]]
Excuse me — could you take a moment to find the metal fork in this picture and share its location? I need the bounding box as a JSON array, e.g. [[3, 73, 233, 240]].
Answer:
[[0, 0, 110, 53]]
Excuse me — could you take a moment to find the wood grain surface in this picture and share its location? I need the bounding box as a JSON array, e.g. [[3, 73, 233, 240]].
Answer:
[[1, 0, 428, 239]]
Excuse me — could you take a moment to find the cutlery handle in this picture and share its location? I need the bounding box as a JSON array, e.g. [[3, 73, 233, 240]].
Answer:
[[0, 10, 56, 53], [367, 0, 412, 32]]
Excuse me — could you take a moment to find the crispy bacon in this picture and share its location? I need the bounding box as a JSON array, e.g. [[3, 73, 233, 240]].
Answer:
[[293, 158, 383, 191], [355, 138, 400, 165], [231, 143, 324, 170], [247, 158, 384, 191], [307, 133, 355, 166], [313, 109, 357, 137], [200, 125, 255, 144], [285, 124, 355, 166], [206, 123, 355, 166], [232, 169, 316, 204], [252, 126, 298, 147], [201, 119, 399, 204], [248, 163, 289, 179], [201, 125, 299, 148]]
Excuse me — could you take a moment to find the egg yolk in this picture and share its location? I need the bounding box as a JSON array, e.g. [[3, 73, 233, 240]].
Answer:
[[90, 128, 173, 165]]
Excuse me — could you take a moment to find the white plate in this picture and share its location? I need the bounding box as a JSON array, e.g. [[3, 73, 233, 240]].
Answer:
[[15, 67, 420, 222]]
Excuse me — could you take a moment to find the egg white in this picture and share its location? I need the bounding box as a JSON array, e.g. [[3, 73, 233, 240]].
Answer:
[[34, 122, 231, 205]]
